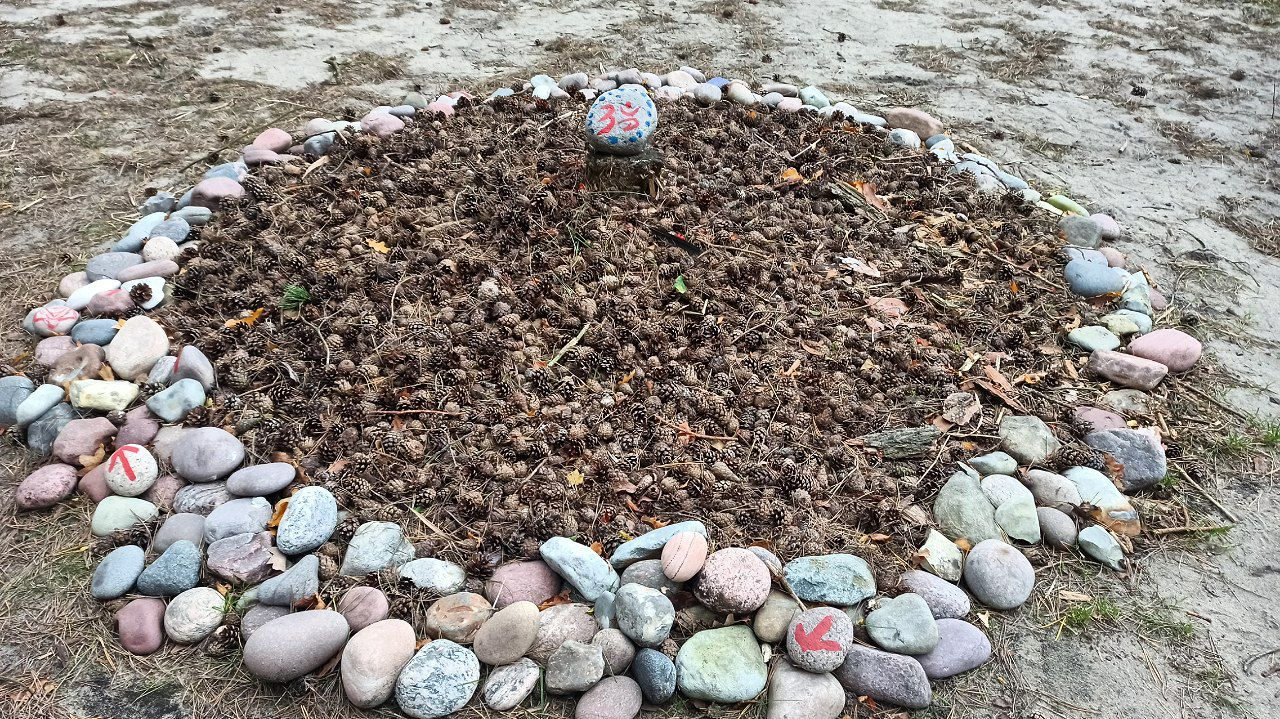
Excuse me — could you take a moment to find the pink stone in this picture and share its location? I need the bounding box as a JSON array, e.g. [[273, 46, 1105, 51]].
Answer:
[[661, 531, 708, 582], [16, 463, 79, 510], [1100, 247, 1126, 268], [117, 260, 179, 282], [485, 560, 563, 609], [1127, 328, 1202, 373], [528, 603, 596, 663], [59, 271, 91, 298], [423, 591, 491, 643], [143, 474, 186, 512], [116, 406, 161, 448], [86, 289, 135, 316], [34, 336, 76, 366], [30, 304, 79, 336], [1072, 406, 1127, 432], [1090, 213, 1121, 241], [882, 107, 945, 138], [777, 97, 803, 113], [362, 113, 406, 136], [242, 146, 283, 166], [693, 547, 771, 614], [190, 177, 245, 210], [338, 586, 390, 633], [117, 597, 166, 655], [251, 127, 292, 153], [424, 101, 454, 117], [52, 417, 117, 466], [1149, 287, 1168, 311], [1089, 349, 1169, 391], [79, 465, 113, 502]]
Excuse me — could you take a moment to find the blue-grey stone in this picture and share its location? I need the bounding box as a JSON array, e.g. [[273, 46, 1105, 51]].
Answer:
[[395, 639, 480, 719], [1064, 247, 1108, 264], [608, 520, 707, 569], [149, 217, 191, 243], [867, 594, 940, 655], [388, 104, 416, 117], [174, 188, 193, 209], [71, 319, 119, 345], [136, 540, 202, 597], [28, 403, 77, 455], [967, 451, 1018, 476], [170, 205, 213, 226], [154, 513, 205, 552], [1059, 215, 1102, 248], [172, 481, 233, 515], [835, 643, 931, 709], [933, 472, 1000, 543], [86, 252, 143, 281], [146, 378, 206, 423], [339, 521, 415, 576], [1064, 259, 1128, 297], [782, 554, 876, 606], [632, 647, 676, 704], [171, 427, 245, 483], [594, 590, 616, 630], [16, 384, 65, 427], [1078, 526, 1125, 570], [1119, 273, 1153, 316], [799, 85, 830, 108], [950, 160, 995, 177], [203, 496, 272, 544], [91, 545, 145, 599], [0, 375, 35, 426], [997, 172, 1028, 190], [1084, 427, 1167, 491], [674, 625, 766, 703], [276, 486, 337, 555], [303, 132, 335, 156], [1067, 325, 1122, 352], [227, 462, 296, 496], [116, 212, 167, 252], [924, 134, 951, 149], [147, 356, 177, 385], [614, 583, 674, 647], [257, 554, 319, 606], [140, 192, 176, 215], [540, 536, 620, 601], [204, 160, 247, 182], [853, 112, 886, 126], [619, 559, 683, 595], [914, 618, 992, 679]]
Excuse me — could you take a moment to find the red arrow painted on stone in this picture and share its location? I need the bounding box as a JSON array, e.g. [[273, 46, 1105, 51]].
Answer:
[[108, 445, 141, 482], [793, 615, 842, 652]]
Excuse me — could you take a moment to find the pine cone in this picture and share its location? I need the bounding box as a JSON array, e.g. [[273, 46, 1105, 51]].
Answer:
[[1052, 445, 1107, 472], [335, 515, 361, 542], [128, 283, 154, 307], [241, 174, 283, 204], [317, 553, 339, 581]]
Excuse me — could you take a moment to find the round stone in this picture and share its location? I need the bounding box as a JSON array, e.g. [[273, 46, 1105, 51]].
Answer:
[[1038, 507, 1079, 548], [964, 539, 1036, 610], [473, 600, 539, 666], [423, 591, 492, 644], [865, 594, 939, 655], [674, 625, 767, 703], [753, 590, 801, 643], [91, 545, 146, 600], [342, 618, 415, 708], [116, 597, 166, 655], [170, 427, 246, 483], [103, 444, 158, 497], [914, 618, 992, 679], [400, 557, 467, 594], [241, 604, 290, 641], [693, 547, 771, 614], [768, 659, 846, 719], [786, 607, 854, 672], [243, 610, 351, 683], [576, 676, 642, 719], [91, 496, 158, 536], [834, 643, 932, 709], [660, 530, 707, 582], [528, 602, 597, 663], [482, 657, 540, 711], [591, 627, 635, 675], [631, 647, 676, 704], [395, 639, 481, 719], [153, 513, 205, 552], [16, 463, 79, 510], [1127, 328, 1203, 373], [103, 316, 168, 380], [898, 570, 971, 619], [585, 86, 658, 156], [614, 583, 674, 648], [338, 586, 390, 632], [34, 335, 76, 366], [276, 486, 338, 555], [253, 127, 293, 153], [26, 303, 80, 337], [164, 587, 226, 643], [485, 560, 563, 608], [226, 462, 295, 496], [619, 559, 683, 596]]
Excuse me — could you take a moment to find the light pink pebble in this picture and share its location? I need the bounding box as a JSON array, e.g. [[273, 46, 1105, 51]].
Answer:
[[362, 113, 406, 136], [425, 100, 455, 116], [190, 177, 244, 210], [693, 547, 771, 614], [1100, 247, 1126, 268], [1090, 213, 1121, 241], [242, 146, 284, 166], [1149, 287, 1168, 311], [86, 289, 135, 316], [117, 260, 179, 282], [1127, 328, 1202, 373], [59, 271, 90, 298], [661, 531, 708, 582], [79, 464, 113, 503], [34, 336, 76, 366], [17, 463, 80, 510], [251, 127, 292, 153], [777, 97, 804, 113]]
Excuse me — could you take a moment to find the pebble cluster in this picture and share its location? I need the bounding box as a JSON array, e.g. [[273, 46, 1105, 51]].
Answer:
[[1, 65, 1195, 718]]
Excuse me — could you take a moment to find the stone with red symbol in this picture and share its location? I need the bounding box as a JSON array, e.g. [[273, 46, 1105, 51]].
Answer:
[[24, 303, 80, 337], [785, 607, 854, 673], [104, 443, 159, 497], [585, 86, 658, 156]]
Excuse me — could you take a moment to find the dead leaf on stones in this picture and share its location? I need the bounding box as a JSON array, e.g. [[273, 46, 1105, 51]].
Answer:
[[98, 364, 115, 381], [79, 445, 106, 470], [539, 589, 573, 610], [267, 498, 290, 529]]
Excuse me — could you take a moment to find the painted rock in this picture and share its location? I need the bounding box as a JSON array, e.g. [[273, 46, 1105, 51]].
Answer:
[[585, 87, 658, 156], [786, 607, 853, 672], [660, 530, 707, 582], [104, 444, 159, 497]]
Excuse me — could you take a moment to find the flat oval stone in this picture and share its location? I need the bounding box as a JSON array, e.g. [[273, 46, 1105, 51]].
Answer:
[[608, 520, 707, 569], [16, 463, 79, 510], [91, 545, 146, 600], [528, 602, 597, 663], [71, 319, 119, 346], [834, 643, 931, 709], [782, 554, 876, 606], [395, 639, 481, 719], [116, 597, 165, 655], [257, 554, 320, 606], [1127, 328, 1202, 372], [153, 512, 205, 552], [865, 594, 939, 655], [1037, 507, 1079, 548], [964, 539, 1035, 610], [58, 271, 91, 298], [137, 539, 202, 596], [674, 625, 767, 703], [540, 536, 620, 601], [614, 583, 674, 648], [118, 259, 180, 282], [576, 675, 642, 719], [342, 618, 415, 707], [203, 496, 272, 544], [423, 591, 492, 644], [91, 496, 158, 536], [485, 560, 563, 608], [241, 604, 290, 641], [338, 586, 390, 632], [753, 590, 800, 644], [473, 600, 539, 666], [631, 647, 675, 704], [276, 486, 338, 555], [914, 618, 992, 679], [164, 587, 225, 643], [86, 252, 143, 281], [171, 427, 246, 483], [104, 316, 169, 380], [618, 559, 683, 596], [66, 278, 121, 310], [482, 657, 540, 711], [898, 570, 970, 619], [172, 481, 232, 515], [786, 607, 853, 672], [693, 547, 771, 614], [660, 531, 707, 582], [34, 335, 76, 366], [400, 557, 467, 594], [244, 609, 350, 683]]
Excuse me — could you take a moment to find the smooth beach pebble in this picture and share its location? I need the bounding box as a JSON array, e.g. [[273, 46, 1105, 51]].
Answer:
[[660, 531, 708, 582]]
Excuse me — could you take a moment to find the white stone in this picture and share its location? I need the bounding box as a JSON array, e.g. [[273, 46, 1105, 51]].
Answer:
[[68, 379, 139, 411], [104, 444, 159, 497], [164, 587, 226, 643], [66, 279, 121, 310]]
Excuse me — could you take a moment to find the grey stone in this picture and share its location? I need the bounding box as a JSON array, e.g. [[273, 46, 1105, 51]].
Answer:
[[18, 385, 67, 426], [577, 676, 643, 719], [1059, 215, 1102, 248], [632, 647, 676, 704], [1085, 427, 1167, 491], [608, 520, 707, 569], [172, 481, 232, 515], [170, 206, 213, 226], [594, 590, 615, 630], [1062, 466, 1127, 507], [399, 558, 466, 594], [86, 252, 143, 281], [149, 218, 190, 243], [967, 451, 1018, 476], [227, 462, 295, 496], [528, 602, 597, 664], [0, 376, 35, 426], [90, 496, 158, 535], [91, 545, 145, 599], [203, 496, 272, 544], [998, 415, 1061, 465], [170, 427, 245, 482], [395, 640, 480, 719], [980, 474, 1032, 507], [276, 486, 337, 555], [206, 531, 274, 584], [1068, 325, 1122, 352], [752, 590, 800, 643], [241, 604, 289, 641], [1065, 259, 1128, 297], [540, 536, 619, 601], [782, 554, 876, 606], [1027, 469, 1082, 510], [136, 540, 202, 596], [866, 594, 939, 655], [834, 643, 931, 709], [257, 555, 320, 606], [614, 583, 674, 647], [767, 659, 846, 719], [786, 607, 853, 672], [898, 570, 970, 619], [618, 559, 683, 595], [151, 510, 203, 554], [917, 529, 964, 582], [171, 346, 215, 389], [674, 625, 766, 703], [340, 521, 415, 576], [1037, 507, 1079, 548], [546, 639, 604, 694], [1078, 526, 1125, 570], [481, 657, 539, 711], [140, 192, 176, 215], [591, 627, 635, 675], [243, 610, 350, 683], [70, 319, 119, 346], [933, 472, 1000, 543], [914, 618, 992, 679], [304, 132, 335, 156], [963, 539, 1035, 610], [995, 496, 1042, 544]]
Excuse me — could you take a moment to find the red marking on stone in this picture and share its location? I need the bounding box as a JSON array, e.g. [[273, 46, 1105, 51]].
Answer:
[[793, 615, 842, 652], [108, 445, 141, 482], [35, 306, 77, 330]]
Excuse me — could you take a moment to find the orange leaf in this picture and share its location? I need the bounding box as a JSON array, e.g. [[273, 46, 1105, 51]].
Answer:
[[539, 589, 573, 610], [589, 541, 604, 556], [779, 167, 803, 184], [954, 538, 973, 552], [224, 307, 266, 329], [267, 497, 291, 529], [851, 180, 889, 210], [367, 239, 390, 254], [642, 516, 669, 530], [1009, 280, 1019, 294]]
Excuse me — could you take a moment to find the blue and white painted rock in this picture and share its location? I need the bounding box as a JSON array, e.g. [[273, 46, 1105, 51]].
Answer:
[[585, 87, 657, 156]]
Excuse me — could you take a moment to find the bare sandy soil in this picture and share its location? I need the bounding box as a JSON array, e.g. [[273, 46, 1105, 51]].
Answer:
[[1, 0, 1278, 717]]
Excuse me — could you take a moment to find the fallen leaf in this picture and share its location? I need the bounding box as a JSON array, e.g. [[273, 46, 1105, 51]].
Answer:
[[851, 180, 888, 210], [78, 444, 106, 470], [779, 167, 803, 184], [642, 516, 669, 529], [1059, 590, 1092, 602], [673, 275, 688, 294], [941, 391, 981, 425], [267, 497, 291, 529], [366, 239, 390, 254], [539, 588, 573, 610], [954, 537, 973, 552], [590, 541, 604, 556], [867, 533, 892, 542], [224, 307, 266, 329], [566, 468, 585, 486]]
